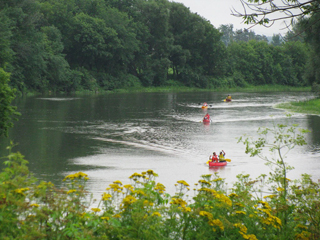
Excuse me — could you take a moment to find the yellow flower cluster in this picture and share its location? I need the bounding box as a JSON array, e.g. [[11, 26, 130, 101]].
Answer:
[[151, 212, 161, 217], [198, 180, 211, 186], [198, 188, 232, 206], [295, 231, 311, 240], [208, 219, 224, 231], [132, 189, 146, 196], [212, 178, 224, 182], [91, 208, 101, 213], [263, 194, 277, 199], [123, 184, 134, 190], [235, 211, 247, 215], [199, 211, 213, 219], [66, 189, 77, 194], [37, 181, 54, 189], [154, 182, 166, 193], [29, 203, 39, 207], [257, 201, 282, 229], [63, 172, 89, 181], [235, 203, 245, 208], [177, 180, 189, 187], [200, 211, 224, 232], [143, 200, 154, 207], [122, 195, 137, 207], [113, 180, 122, 185], [109, 183, 123, 193], [102, 193, 112, 201], [170, 198, 187, 208], [129, 172, 143, 180], [14, 188, 30, 195], [234, 223, 257, 240], [229, 193, 239, 198], [146, 169, 158, 177]]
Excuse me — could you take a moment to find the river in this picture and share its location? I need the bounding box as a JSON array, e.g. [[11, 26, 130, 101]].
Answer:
[[0, 91, 319, 200]]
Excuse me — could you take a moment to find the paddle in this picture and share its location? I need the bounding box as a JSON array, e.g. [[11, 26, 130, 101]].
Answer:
[[223, 99, 226, 102], [206, 159, 231, 164]]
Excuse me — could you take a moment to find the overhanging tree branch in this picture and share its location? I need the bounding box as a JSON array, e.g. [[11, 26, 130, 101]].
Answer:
[[231, 0, 320, 29]]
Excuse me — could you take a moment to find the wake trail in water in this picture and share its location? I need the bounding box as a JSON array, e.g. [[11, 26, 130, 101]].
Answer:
[[92, 137, 186, 155]]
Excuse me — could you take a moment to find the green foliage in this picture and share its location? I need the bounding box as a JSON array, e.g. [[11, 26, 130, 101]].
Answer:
[[0, 0, 313, 93], [237, 114, 316, 238], [0, 68, 19, 137]]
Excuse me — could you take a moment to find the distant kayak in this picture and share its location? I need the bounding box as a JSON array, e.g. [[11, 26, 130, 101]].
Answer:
[[201, 102, 208, 108], [224, 98, 232, 102], [208, 161, 227, 167]]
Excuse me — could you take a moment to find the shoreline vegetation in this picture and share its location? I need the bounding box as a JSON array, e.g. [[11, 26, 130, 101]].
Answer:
[[22, 85, 311, 96], [276, 98, 320, 115]]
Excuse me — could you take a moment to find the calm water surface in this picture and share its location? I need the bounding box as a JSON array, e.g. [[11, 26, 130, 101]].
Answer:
[[1, 91, 319, 199]]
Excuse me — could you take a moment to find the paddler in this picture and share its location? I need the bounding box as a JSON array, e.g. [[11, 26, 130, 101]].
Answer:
[[209, 152, 219, 163], [219, 150, 226, 162]]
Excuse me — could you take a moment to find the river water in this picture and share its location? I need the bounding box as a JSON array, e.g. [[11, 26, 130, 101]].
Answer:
[[0, 91, 319, 199]]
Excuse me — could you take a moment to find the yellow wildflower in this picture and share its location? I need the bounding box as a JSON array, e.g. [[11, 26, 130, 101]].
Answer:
[[101, 216, 110, 220], [30, 203, 39, 208], [183, 207, 192, 212], [277, 187, 284, 191], [91, 208, 101, 212], [64, 172, 88, 181], [177, 180, 189, 186], [154, 182, 166, 193], [122, 195, 137, 206], [229, 193, 238, 197], [199, 211, 213, 219], [14, 188, 30, 195], [102, 193, 112, 201], [198, 180, 211, 186], [113, 180, 122, 185], [152, 212, 161, 217], [208, 219, 224, 231], [212, 177, 224, 182], [170, 198, 187, 208], [235, 211, 246, 215], [66, 189, 77, 194]]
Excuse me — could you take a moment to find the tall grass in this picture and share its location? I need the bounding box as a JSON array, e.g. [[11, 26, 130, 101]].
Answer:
[[276, 98, 320, 115]]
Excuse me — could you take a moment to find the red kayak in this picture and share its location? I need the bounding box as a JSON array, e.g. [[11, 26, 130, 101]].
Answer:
[[203, 118, 211, 124], [209, 161, 227, 167]]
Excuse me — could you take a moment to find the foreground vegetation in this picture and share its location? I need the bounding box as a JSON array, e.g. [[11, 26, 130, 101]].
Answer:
[[1, 120, 319, 240]]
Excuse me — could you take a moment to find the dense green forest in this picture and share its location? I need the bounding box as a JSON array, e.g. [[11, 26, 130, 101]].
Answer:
[[0, 0, 318, 95]]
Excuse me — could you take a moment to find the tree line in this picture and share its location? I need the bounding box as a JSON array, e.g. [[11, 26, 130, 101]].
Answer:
[[0, 0, 316, 95]]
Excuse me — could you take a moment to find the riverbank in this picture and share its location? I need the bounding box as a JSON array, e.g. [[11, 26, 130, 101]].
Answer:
[[98, 85, 311, 94], [276, 98, 320, 115], [18, 85, 311, 97]]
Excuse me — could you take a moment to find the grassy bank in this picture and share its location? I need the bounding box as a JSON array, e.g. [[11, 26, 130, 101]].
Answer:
[[276, 98, 320, 115], [110, 85, 311, 94]]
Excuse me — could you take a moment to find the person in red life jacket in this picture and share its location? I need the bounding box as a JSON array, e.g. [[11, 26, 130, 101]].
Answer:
[[203, 113, 210, 122], [209, 152, 219, 162]]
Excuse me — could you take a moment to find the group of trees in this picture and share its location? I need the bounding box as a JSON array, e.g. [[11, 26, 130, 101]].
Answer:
[[0, 0, 316, 95]]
